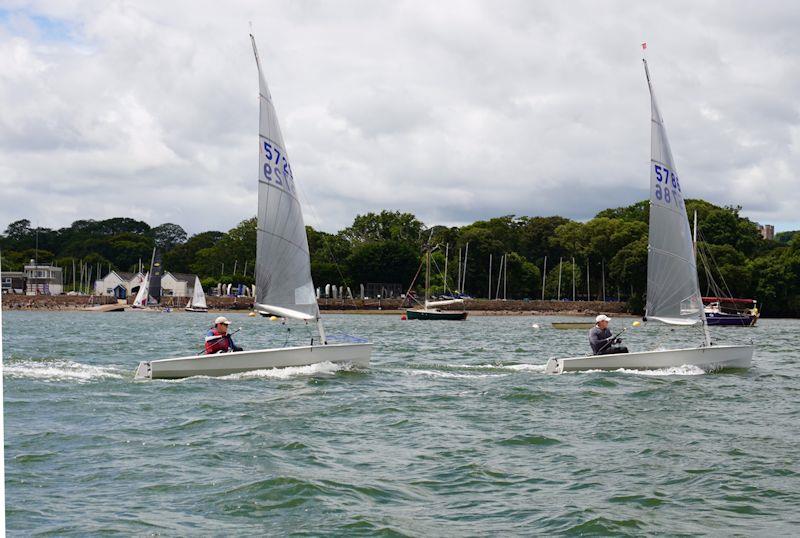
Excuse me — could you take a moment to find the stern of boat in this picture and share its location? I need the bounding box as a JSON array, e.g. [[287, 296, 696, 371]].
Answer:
[[134, 361, 152, 380], [545, 358, 563, 375]]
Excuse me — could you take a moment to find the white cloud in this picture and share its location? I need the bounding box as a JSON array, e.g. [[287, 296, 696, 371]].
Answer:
[[0, 0, 798, 235]]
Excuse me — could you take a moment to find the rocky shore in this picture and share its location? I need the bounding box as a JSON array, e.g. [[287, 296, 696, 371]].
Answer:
[[2, 294, 631, 315]]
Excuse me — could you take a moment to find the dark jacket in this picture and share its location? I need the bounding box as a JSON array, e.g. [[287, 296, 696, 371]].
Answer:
[[589, 326, 614, 354]]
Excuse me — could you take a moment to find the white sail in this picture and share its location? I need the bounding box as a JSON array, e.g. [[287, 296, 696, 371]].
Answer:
[[643, 59, 704, 326], [251, 35, 318, 322], [132, 273, 149, 308], [190, 276, 207, 309], [425, 299, 464, 308]]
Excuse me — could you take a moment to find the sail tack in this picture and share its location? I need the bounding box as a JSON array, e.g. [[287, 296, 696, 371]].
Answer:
[[643, 59, 704, 326], [251, 35, 318, 321]]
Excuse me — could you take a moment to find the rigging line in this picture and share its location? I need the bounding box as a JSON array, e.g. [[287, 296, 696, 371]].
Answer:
[[696, 228, 735, 300], [291, 168, 359, 309], [403, 258, 426, 307]]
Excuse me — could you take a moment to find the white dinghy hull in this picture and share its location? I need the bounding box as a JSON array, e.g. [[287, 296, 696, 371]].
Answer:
[[135, 342, 371, 380], [545, 344, 752, 374]]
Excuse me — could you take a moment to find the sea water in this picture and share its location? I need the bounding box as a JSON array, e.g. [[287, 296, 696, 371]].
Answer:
[[3, 311, 799, 535]]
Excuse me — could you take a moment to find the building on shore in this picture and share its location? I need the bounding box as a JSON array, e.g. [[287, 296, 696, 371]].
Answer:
[[94, 271, 146, 299], [758, 224, 775, 240], [1, 271, 26, 294], [161, 272, 197, 297], [23, 260, 63, 295], [93, 270, 197, 299]]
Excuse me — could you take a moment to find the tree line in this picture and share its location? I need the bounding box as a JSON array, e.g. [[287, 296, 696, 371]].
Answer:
[[1, 200, 798, 316]]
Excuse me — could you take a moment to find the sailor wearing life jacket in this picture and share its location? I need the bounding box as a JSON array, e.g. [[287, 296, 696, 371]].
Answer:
[[205, 316, 243, 354]]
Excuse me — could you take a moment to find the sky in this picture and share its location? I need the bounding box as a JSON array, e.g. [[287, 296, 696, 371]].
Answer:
[[1, 0, 798, 235]]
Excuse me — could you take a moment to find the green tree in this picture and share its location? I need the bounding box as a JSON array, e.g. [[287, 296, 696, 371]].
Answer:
[[341, 211, 424, 246], [164, 231, 225, 274], [152, 223, 188, 251], [346, 241, 419, 286]]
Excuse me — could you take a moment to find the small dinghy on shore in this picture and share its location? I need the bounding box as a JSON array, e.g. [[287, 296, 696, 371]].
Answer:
[[135, 34, 371, 380], [546, 51, 752, 374]]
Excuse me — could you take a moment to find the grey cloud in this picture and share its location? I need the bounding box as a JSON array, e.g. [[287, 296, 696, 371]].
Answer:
[[0, 0, 798, 235]]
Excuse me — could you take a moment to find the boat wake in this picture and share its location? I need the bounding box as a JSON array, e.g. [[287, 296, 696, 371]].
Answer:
[[227, 361, 351, 380], [162, 361, 354, 382], [406, 363, 547, 379], [580, 365, 706, 376], [3, 359, 125, 383]]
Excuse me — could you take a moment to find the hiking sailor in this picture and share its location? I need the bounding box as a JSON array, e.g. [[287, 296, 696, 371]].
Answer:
[[205, 316, 243, 354], [589, 314, 628, 355]]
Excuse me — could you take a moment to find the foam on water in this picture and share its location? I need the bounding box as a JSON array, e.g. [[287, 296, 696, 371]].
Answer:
[[579, 364, 706, 376], [406, 369, 506, 379], [3, 359, 125, 382], [228, 361, 351, 380], [451, 363, 548, 373], [160, 361, 354, 382]]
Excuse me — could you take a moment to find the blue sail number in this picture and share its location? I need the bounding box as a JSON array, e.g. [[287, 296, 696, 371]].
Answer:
[[653, 164, 682, 208], [262, 140, 296, 194]]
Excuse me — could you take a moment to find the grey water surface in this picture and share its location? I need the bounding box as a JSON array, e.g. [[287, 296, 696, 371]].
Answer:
[[3, 311, 799, 535]]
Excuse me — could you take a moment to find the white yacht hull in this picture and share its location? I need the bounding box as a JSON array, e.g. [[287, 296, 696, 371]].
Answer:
[[135, 342, 372, 380], [544, 344, 752, 374]]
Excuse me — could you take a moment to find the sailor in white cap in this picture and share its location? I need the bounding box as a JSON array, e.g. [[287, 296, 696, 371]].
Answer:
[[204, 316, 243, 354], [589, 314, 628, 355]]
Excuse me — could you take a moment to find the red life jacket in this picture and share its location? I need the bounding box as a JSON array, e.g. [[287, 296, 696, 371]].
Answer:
[[205, 328, 232, 354]]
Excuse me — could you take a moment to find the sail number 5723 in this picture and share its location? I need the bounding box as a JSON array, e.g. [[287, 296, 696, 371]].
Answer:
[[262, 140, 296, 194]]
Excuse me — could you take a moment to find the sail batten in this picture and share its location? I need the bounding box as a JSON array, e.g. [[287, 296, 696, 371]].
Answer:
[[643, 58, 705, 326], [251, 34, 319, 321]]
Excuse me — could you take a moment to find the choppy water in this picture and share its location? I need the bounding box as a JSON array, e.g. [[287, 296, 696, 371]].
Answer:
[[3, 311, 799, 535]]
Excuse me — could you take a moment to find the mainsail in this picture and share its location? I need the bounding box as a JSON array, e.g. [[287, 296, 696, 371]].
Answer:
[[643, 59, 705, 326], [148, 249, 163, 304], [250, 35, 319, 322], [189, 276, 207, 310], [133, 273, 149, 308]]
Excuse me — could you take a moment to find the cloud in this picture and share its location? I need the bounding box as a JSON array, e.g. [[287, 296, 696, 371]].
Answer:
[[0, 0, 798, 235]]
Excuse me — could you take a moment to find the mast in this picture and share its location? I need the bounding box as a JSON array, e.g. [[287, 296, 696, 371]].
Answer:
[[693, 210, 698, 256], [457, 247, 462, 294], [557, 257, 562, 300], [503, 253, 507, 300], [602, 259, 606, 302], [586, 259, 590, 301], [495, 254, 503, 299], [541, 256, 547, 301], [443, 243, 449, 294], [425, 247, 431, 306], [488, 254, 492, 300], [572, 256, 575, 301], [462, 242, 469, 293]]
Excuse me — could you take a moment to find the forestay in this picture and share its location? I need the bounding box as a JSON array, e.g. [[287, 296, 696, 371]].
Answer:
[[251, 35, 319, 322], [643, 59, 704, 326]]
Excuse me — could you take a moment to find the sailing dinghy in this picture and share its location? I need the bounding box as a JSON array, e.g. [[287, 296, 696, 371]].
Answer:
[[134, 35, 371, 380], [184, 276, 208, 312], [131, 272, 149, 309], [545, 55, 752, 374]]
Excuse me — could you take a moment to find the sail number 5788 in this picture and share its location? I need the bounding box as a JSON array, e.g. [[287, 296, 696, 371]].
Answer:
[[653, 164, 682, 207]]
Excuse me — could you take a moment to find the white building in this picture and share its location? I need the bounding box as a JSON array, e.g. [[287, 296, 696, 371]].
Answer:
[[93, 270, 198, 299], [94, 271, 146, 299], [24, 260, 63, 295], [161, 272, 197, 297]]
